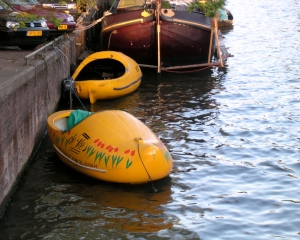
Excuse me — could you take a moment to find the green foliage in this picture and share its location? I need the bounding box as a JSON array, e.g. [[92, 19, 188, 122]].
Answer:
[[161, 0, 170, 8], [187, 0, 225, 18], [33, 11, 64, 27], [47, 15, 64, 27], [3, 10, 63, 28], [44, 0, 67, 3], [76, 0, 96, 14], [13, 12, 42, 28]]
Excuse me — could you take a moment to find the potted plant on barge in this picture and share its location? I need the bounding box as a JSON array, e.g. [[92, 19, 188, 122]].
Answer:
[[188, 0, 226, 67], [187, 0, 225, 18]]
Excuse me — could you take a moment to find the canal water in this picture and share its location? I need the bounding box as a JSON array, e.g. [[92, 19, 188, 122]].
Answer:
[[1, 0, 300, 239]]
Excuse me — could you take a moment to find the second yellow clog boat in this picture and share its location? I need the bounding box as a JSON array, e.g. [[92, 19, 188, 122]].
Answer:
[[47, 109, 173, 184], [70, 51, 142, 104]]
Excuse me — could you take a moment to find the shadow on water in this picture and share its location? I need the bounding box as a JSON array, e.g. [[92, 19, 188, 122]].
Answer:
[[0, 66, 226, 239], [0, 136, 191, 239], [2, 1, 300, 238]]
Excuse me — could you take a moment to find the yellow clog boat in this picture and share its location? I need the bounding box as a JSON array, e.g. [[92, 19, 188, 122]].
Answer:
[[71, 51, 142, 104], [47, 109, 173, 184]]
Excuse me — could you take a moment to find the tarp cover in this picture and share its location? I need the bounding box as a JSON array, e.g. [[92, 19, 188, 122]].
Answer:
[[65, 109, 92, 131], [218, 8, 228, 20]]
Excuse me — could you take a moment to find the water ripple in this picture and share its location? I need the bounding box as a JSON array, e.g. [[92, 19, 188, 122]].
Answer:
[[1, 0, 300, 239]]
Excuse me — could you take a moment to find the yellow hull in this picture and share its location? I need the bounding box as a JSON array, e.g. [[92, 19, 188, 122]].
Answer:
[[72, 51, 142, 103], [47, 110, 173, 184]]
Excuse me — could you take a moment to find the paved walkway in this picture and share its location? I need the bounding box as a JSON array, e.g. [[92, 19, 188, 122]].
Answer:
[[0, 46, 34, 70]]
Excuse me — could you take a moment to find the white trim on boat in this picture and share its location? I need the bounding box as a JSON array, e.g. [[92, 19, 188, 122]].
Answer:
[[53, 144, 107, 173]]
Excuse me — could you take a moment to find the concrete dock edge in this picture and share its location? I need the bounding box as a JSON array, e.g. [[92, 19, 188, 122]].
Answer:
[[0, 35, 77, 216]]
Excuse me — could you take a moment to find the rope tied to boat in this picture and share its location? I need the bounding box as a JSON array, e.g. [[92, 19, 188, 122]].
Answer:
[[65, 76, 88, 111], [135, 137, 158, 193], [74, 16, 106, 32]]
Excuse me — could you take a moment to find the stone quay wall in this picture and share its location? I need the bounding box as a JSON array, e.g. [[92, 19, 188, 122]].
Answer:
[[0, 35, 79, 215]]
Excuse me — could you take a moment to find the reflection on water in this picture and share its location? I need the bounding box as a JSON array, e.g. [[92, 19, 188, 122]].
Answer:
[[35, 176, 174, 237], [0, 139, 177, 239], [1, 0, 300, 239]]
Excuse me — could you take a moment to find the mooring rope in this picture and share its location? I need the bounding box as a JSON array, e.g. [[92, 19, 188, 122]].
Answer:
[[162, 66, 212, 73], [136, 138, 158, 192], [69, 78, 89, 111], [74, 16, 105, 32], [52, 45, 88, 111], [107, 30, 116, 50]]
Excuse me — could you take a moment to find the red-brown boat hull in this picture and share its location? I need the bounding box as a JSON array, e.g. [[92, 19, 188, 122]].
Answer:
[[101, 9, 214, 67]]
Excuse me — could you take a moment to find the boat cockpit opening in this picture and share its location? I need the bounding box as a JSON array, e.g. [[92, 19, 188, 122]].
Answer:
[[54, 110, 92, 132], [55, 118, 68, 131], [75, 59, 126, 81]]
